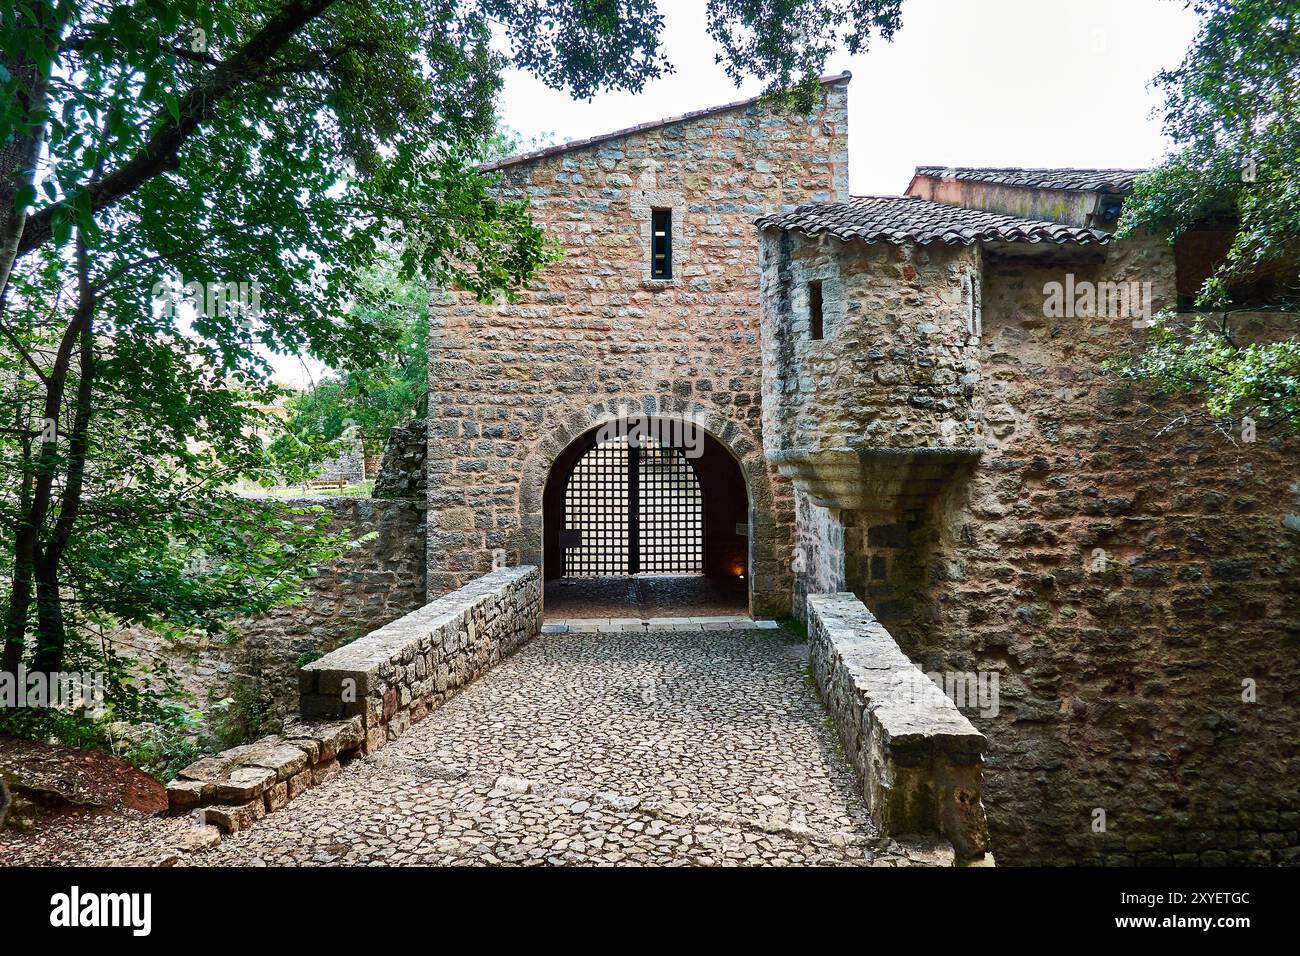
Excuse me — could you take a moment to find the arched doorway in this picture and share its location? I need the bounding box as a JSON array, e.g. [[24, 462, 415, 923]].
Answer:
[[541, 417, 750, 616]]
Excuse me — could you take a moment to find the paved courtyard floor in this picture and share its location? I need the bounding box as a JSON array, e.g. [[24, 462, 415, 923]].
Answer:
[[543, 575, 749, 620], [4, 628, 953, 867]]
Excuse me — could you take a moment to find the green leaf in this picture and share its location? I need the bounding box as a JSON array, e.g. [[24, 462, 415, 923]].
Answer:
[[51, 208, 71, 244], [12, 182, 36, 211]]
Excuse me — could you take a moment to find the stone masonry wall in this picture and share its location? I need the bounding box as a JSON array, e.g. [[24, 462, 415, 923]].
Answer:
[[767, 229, 984, 625], [807, 591, 989, 860], [806, 233, 1300, 864], [373, 419, 428, 501], [792, 489, 847, 621], [911, 242, 1300, 865], [426, 76, 852, 616], [761, 233, 984, 458], [300, 566, 541, 753], [775, 221, 1300, 863], [170, 567, 539, 834], [314, 434, 367, 484], [120, 497, 426, 726]]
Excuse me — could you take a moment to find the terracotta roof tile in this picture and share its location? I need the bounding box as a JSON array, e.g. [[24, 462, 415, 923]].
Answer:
[[755, 195, 1111, 246], [912, 166, 1144, 192]]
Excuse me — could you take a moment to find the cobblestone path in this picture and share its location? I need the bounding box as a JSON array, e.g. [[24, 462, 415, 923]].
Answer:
[[192, 628, 951, 866], [3, 628, 954, 866]]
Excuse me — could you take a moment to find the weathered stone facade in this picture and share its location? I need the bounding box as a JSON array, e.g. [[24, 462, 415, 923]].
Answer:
[[763, 207, 1300, 864], [761, 236, 984, 458], [427, 75, 852, 617], [410, 82, 1298, 866], [921, 254, 1300, 865]]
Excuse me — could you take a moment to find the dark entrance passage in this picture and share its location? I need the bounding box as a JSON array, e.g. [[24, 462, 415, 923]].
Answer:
[[542, 418, 750, 610]]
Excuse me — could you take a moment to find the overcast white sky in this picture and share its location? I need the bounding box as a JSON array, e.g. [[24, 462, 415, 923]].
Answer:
[[271, 0, 1200, 387], [494, 0, 1200, 195]]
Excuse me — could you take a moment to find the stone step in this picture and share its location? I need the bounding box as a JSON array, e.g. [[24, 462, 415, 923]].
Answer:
[[542, 617, 780, 633]]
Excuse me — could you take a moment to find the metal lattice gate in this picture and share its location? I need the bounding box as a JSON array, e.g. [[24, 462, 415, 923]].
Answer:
[[563, 438, 630, 576], [563, 437, 703, 577]]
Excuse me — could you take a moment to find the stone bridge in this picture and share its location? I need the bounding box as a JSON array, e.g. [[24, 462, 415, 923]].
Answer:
[[163, 567, 990, 866]]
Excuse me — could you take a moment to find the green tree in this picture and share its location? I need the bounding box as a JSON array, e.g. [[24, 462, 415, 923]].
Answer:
[[272, 256, 430, 468], [1116, 0, 1299, 431], [270, 128, 558, 473], [0, 0, 903, 696]]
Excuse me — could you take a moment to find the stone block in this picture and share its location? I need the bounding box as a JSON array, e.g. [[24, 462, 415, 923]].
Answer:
[[210, 765, 277, 802], [243, 741, 310, 781], [287, 770, 311, 800], [205, 799, 265, 834], [165, 778, 205, 811], [310, 759, 341, 786], [264, 781, 290, 812], [282, 735, 321, 764], [168, 824, 222, 854]]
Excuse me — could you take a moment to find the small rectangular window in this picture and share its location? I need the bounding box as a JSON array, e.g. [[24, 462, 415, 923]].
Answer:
[[651, 209, 672, 279], [808, 280, 824, 340]]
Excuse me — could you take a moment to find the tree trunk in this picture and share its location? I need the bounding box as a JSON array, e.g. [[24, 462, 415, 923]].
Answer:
[[31, 558, 65, 674], [1, 368, 34, 675], [0, 0, 61, 302], [30, 240, 96, 674], [3, 234, 94, 673]]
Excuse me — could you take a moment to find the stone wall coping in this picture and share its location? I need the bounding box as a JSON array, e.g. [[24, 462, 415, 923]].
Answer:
[[808, 592, 986, 750], [302, 566, 537, 676], [808, 590, 990, 858]]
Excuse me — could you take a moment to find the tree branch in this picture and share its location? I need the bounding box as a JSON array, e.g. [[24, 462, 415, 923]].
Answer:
[[15, 0, 340, 260]]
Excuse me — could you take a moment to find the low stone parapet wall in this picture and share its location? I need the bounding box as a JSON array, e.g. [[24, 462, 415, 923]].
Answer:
[[299, 565, 542, 753], [165, 715, 365, 832], [807, 591, 990, 861], [167, 566, 542, 833]]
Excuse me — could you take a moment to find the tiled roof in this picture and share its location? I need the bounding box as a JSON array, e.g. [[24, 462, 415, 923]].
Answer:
[[480, 72, 852, 172], [912, 166, 1145, 192], [755, 195, 1111, 246]]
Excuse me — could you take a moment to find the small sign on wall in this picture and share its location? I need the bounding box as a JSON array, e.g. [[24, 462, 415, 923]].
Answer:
[[735, 523, 749, 537], [559, 529, 582, 548]]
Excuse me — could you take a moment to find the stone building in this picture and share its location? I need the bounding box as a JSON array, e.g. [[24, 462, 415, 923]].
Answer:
[[426, 73, 851, 617], [757, 169, 1299, 864], [422, 75, 1299, 864]]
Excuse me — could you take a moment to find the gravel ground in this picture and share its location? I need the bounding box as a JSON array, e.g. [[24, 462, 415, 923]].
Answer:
[[1, 807, 195, 866]]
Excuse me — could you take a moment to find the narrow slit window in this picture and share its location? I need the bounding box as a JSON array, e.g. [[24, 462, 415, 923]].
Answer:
[[651, 209, 672, 279], [808, 280, 824, 340]]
